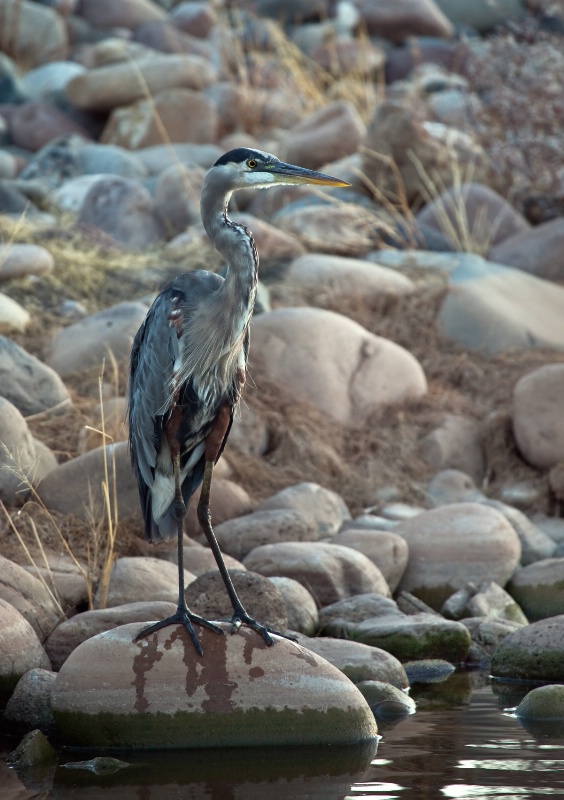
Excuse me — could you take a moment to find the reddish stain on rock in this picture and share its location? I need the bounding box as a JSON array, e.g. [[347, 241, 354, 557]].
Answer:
[[132, 634, 164, 713]]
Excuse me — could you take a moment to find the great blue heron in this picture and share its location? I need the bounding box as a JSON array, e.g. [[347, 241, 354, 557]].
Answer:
[[128, 147, 349, 654]]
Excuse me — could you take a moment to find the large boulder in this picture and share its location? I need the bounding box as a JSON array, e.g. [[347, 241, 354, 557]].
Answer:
[[0, 599, 51, 705], [512, 364, 564, 470]]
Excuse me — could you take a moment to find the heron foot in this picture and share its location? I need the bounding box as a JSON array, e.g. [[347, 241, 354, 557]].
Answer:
[[134, 608, 224, 656], [230, 607, 297, 647]]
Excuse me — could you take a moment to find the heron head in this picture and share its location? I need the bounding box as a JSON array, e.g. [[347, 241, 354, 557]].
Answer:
[[211, 147, 350, 192]]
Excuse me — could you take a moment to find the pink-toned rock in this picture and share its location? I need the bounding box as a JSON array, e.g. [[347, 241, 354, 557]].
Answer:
[[0, 0, 68, 66], [362, 100, 492, 205], [171, 2, 217, 37], [8, 102, 90, 152], [134, 20, 212, 60], [243, 542, 391, 607], [78, 178, 163, 248], [78, 0, 166, 29], [51, 623, 378, 748], [286, 253, 415, 301], [215, 509, 319, 561], [489, 218, 564, 281], [311, 38, 385, 78], [268, 577, 319, 635], [37, 441, 140, 522], [333, 529, 409, 593], [417, 183, 530, 249], [274, 203, 377, 256], [155, 162, 206, 237], [396, 503, 522, 609], [173, 546, 245, 577], [355, 0, 454, 42], [186, 478, 255, 539], [279, 101, 366, 171], [0, 556, 60, 642], [66, 54, 216, 112], [250, 307, 427, 424], [0, 599, 51, 704], [102, 88, 218, 149], [225, 213, 306, 262], [0, 243, 54, 280], [257, 482, 350, 536], [45, 601, 177, 670], [512, 364, 564, 470], [227, 403, 269, 457], [99, 556, 196, 608], [24, 554, 88, 613], [186, 569, 288, 631]]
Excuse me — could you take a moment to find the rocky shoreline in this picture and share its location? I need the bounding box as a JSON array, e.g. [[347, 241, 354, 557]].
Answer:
[[1, 0, 564, 767]]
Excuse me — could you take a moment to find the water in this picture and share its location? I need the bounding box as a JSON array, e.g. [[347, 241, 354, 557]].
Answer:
[[2, 674, 564, 799]]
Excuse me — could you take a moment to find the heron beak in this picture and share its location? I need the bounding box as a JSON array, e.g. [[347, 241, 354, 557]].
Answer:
[[271, 162, 350, 187]]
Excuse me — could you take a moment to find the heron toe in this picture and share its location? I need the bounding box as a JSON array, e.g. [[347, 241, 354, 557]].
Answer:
[[135, 608, 224, 656]]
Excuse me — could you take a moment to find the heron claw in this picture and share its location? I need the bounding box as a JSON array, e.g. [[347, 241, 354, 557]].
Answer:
[[134, 607, 224, 655], [229, 609, 297, 647]]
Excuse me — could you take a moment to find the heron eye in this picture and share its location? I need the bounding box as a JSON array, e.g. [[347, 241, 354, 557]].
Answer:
[[247, 159, 257, 169]]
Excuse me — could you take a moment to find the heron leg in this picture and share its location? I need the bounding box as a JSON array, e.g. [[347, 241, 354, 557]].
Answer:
[[134, 453, 223, 655], [197, 459, 296, 647]]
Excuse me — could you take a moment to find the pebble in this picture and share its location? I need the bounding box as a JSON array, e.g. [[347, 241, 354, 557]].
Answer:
[[244, 541, 391, 607], [51, 622, 378, 748], [0, 335, 70, 416], [250, 307, 427, 425], [0, 598, 51, 705], [395, 503, 521, 609], [441, 580, 528, 625]]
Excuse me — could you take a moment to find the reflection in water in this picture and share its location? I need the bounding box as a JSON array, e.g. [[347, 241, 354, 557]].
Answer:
[[3, 677, 564, 800]]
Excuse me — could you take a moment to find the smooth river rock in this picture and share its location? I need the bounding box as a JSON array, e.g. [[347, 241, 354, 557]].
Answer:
[[491, 614, 564, 682], [0, 599, 51, 705], [51, 622, 378, 749]]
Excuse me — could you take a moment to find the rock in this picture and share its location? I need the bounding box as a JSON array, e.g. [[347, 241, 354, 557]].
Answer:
[[0, 292, 30, 333], [170, 2, 217, 37], [98, 556, 195, 608], [78, 177, 163, 249], [403, 659, 456, 684], [355, 0, 454, 42], [442, 581, 528, 625], [356, 680, 416, 721], [0, 336, 70, 416], [395, 503, 521, 609], [318, 593, 471, 662], [8, 101, 91, 152], [416, 183, 529, 250], [45, 601, 178, 670], [47, 301, 148, 377], [438, 262, 564, 355], [133, 20, 213, 60], [427, 469, 486, 506], [50, 174, 115, 214], [516, 684, 564, 720], [52, 623, 378, 748], [0, 556, 61, 642], [102, 88, 218, 150], [66, 54, 215, 112], [22, 60, 86, 100], [186, 570, 288, 632], [0, 52, 29, 105], [0, 398, 58, 503], [244, 542, 391, 607], [483, 501, 556, 566], [257, 482, 350, 536], [295, 634, 409, 688], [135, 142, 221, 174], [489, 217, 564, 281], [0, 599, 51, 704], [512, 365, 564, 470], [463, 617, 524, 662], [434, 0, 527, 33], [250, 307, 427, 425], [24, 555, 88, 614], [221, 213, 306, 263], [5, 729, 57, 769], [311, 38, 385, 79], [491, 614, 564, 682], [274, 202, 376, 256], [362, 100, 492, 206], [18, 133, 83, 189], [4, 668, 56, 733], [268, 577, 319, 636], [214, 509, 319, 562], [332, 530, 409, 593], [0, 0, 68, 67], [227, 403, 269, 457], [507, 559, 564, 622], [37, 441, 140, 522], [419, 415, 485, 484], [279, 101, 365, 171], [174, 546, 244, 577], [45, 601, 177, 670], [286, 254, 415, 301], [78, 0, 166, 29], [0, 243, 54, 280], [154, 162, 206, 237]]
